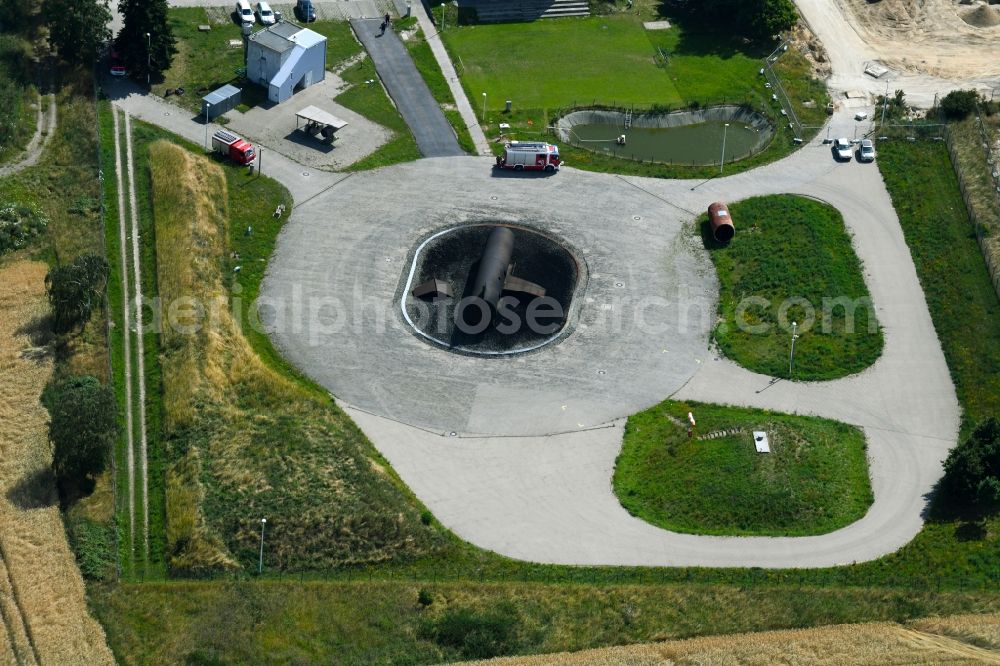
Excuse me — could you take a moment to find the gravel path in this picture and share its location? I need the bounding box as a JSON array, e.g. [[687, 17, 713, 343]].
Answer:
[[110, 106, 137, 561], [0, 93, 55, 179]]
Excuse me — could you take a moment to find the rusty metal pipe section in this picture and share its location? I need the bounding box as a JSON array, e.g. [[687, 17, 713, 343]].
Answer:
[[708, 201, 735, 243]]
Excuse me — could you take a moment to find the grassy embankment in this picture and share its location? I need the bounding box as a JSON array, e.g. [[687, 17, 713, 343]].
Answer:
[[441, 12, 828, 178], [147, 139, 442, 573], [613, 401, 873, 536], [704, 194, 883, 380], [0, 33, 39, 166], [91, 579, 1000, 664]]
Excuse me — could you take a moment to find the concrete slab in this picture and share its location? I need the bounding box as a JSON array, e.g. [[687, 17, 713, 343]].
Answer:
[[224, 74, 392, 170]]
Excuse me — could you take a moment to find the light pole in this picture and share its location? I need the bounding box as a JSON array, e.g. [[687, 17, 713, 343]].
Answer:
[[719, 122, 729, 175], [441, 0, 445, 29], [481, 92, 487, 122], [146, 32, 151, 88], [879, 79, 889, 128], [258, 517, 266, 574], [789, 321, 799, 377]]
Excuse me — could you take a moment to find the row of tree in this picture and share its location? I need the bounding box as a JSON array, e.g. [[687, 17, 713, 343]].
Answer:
[[41, 0, 175, 82]]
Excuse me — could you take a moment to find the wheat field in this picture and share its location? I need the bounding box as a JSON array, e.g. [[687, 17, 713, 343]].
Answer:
[[0, 260, 114, 664], [456, 618, 1000, 665]]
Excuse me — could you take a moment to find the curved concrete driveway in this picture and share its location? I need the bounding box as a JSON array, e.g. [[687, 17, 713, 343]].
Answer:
[[262, 108, 961, 567]]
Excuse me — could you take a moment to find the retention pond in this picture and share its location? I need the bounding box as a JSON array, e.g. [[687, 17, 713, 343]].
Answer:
[[556, 106, 774, 166]]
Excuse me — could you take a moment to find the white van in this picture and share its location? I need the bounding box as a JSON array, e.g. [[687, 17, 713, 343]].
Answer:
[[235, 0, 254, 24]]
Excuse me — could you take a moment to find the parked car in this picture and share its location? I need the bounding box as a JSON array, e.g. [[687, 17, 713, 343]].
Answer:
[[832, 137, 853, 161], [109, 48, 125, 76], [858, 138, 876, 162], [256, 1, 275, 24], [296, 0, 316, 22], [235, 0, 255, 24], [854, 111, 869, 121]]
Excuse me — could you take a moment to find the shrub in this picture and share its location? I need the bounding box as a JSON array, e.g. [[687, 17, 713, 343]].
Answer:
[[942, 418, 1000, 511], [417, 588, 433, 607], [42, 375, 117, 497], [45, 254, 108, 334], [939, 90, 981, 121], [422, 604, 522, 659], [0, 202, 48, 254]]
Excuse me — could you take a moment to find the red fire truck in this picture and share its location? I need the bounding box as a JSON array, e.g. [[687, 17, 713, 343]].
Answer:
[[495, 141, 561, 172]]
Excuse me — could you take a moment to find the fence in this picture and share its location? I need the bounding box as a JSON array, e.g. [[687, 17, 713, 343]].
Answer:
[[944, 117, 1000, 303], [761, 40, 804, 139]]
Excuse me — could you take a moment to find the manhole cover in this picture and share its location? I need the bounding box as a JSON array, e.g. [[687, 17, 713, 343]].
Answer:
[[490, 195, 497, 200], [632, 215, 642, 221], [615, 282, 624, 288], [163, 112, 171, 116], [597, 369, 606, 375], [302, 171, 310, 177]]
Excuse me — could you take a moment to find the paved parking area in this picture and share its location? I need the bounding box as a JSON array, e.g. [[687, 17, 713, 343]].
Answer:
[[224, 74, 392, 171]]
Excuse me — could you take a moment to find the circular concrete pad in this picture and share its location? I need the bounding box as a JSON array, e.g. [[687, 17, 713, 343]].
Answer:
[[261, 157, 716, 436]]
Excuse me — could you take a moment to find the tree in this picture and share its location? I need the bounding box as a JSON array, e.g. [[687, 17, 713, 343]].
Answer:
[[745, 0, 797, 40], [942, 418, 1000, 510], [673, 0, 797, 41], [42, 375, 117, 493], [939, 89, 981, 121], [45, 254, 108, 334], [44, 0, 111, 64], [116, 0, 176, 84]]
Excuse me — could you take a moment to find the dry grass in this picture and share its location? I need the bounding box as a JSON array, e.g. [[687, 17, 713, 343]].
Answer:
[[150, 140, 439, 571], [910, 613, 1000, 651], [0, 260, 114, 664], [455, 619, 1000, 665]]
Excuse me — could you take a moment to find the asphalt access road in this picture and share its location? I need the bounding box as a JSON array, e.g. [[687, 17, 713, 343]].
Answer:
[[352, 18, 464, 158]]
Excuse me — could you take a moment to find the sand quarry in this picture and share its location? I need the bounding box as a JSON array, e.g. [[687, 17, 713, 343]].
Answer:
[[841, 0, 1000, 80]]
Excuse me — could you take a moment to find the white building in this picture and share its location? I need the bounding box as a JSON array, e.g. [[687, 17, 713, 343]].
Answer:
[[246, 22, 327, 104]]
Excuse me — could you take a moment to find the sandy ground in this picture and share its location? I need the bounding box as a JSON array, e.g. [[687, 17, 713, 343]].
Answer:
[[795, 0, 1000, 106], [841, 0, 1000, 80], [456, 619, 1000, 665], [0, 261, 114, 665]]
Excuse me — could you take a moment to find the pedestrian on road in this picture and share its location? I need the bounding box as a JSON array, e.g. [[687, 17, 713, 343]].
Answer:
[[384, 12, 391, 27]]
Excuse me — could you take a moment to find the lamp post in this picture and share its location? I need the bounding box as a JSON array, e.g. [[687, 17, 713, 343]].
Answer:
[[481, 92, 487, 122], [258, 517, 266, 574], [789, 320, 799, 377], [441, 0, 445, 29], [146, 32, 151, 87], [719, 122, 729, 175]]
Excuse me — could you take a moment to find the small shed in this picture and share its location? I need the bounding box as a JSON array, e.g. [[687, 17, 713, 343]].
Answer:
[[201, 84, 242, 121]]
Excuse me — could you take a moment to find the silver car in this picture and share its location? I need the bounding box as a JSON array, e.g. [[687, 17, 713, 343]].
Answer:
[[858, 139, 876, 162], [257, 1, 275, 24], [832, 138, 852, 161]]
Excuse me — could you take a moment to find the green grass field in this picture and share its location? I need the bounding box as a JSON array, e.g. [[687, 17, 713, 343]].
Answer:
[[705, 195, 883, 380], [614, 401, 873, 536], [444, 15, 682, 111]]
